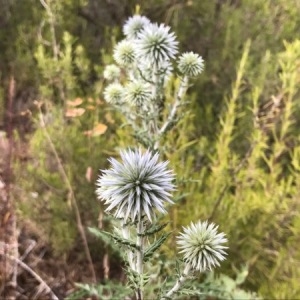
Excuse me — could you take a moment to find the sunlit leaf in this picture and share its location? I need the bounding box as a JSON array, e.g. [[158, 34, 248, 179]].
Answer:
[[92, 123, 108, 136], [65, 107, 85, 117], [67, 97, 83, 107]]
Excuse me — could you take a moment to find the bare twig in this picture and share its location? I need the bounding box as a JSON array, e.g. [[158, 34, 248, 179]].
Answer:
[[37, 104, 96, 283], [98, 210, 110, 280], [40, 0, 59, 60], [19, 239, 36, 261], [2, 76, 18, 299], [0, 250, 59, 300]]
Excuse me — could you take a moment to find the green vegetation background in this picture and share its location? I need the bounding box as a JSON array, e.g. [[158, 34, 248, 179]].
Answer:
[[1, 0, 300, 298]]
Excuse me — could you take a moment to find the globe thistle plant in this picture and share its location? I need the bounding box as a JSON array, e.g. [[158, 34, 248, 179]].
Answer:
[[178, 52, 205, 77], [177, 221, 228, 272], [136, 23, 178, 65], [123, 15, 151, 40], [93, 15, 229, 300], [101, 15, 206, 150], [114, 40, 137, 66], [96, 148, 175, 222]]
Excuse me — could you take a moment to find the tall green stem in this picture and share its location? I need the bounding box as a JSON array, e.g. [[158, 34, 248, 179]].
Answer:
[[121, 220, 135, 270], [136, 215, 144, 300]]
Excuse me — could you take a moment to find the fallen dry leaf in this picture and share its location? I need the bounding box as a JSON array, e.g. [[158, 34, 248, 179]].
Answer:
[[65, 107, 85, 117], [92, 123, 108, 136], [84, 123, 108, 137], [67, 97, 83, 107]]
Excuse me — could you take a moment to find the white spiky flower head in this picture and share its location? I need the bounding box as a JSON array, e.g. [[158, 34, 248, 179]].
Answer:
[[124, 80, 152, 107], [123, 15, 151, 40], [96, 148, 175, 222], [177, 221, 228, 272], [178, 52, 204, 77], [103, 83, 125, 104], [103, 64, 121, 81], [136, 23, 178, 65], [113, 40, 137, 66]]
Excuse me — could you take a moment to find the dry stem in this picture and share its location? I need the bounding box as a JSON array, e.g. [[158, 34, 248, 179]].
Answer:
[[37, 105, 96, 283]]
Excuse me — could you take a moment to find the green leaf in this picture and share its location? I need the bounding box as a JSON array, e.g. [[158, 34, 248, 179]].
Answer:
[[138, 222, 169, 236], [144, 232, 171, 261], [88, 227, 139, 250]]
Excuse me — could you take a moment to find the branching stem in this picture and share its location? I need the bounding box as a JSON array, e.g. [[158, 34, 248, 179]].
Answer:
[[162, 264, 191, 299], [154, 76, 189, 150]]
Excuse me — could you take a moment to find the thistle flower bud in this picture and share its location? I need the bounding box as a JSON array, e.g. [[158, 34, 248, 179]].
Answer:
[[123, 15, 151, 40], [178, 52, 204, 77], [136, 23, 178, 65], [177, 221, 228, 272], [124, 80, 152, 107], [114, 40, 137, 66], [103, 83, 125, 104], [103, 64, 121, 81], [96, 148, 175, 222]]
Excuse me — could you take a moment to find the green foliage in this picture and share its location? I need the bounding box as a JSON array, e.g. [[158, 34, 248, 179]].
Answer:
[[10, 0, 122, 258], [165, 39, 300, 299], [199, 267, 261, 300], [17, 107, 115, 253], [66, 281, 132, 300]]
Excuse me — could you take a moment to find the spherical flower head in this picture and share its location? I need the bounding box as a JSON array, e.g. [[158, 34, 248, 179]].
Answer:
[[177, 221, 228, 272], [103, 83, 125, 104], [178, 52, 204, 77], [123, 15, 151, 40], [137, 23, 178, 65], [96, 148, 175, 222], [113, 40, 136, 66], [124, 80, 152, 107], [103, 64, 121, 81]]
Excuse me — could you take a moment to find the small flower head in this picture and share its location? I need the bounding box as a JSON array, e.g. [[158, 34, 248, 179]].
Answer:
[[178, 52, 204, 77], [103, 83, 125, 104], [177, 221, 228, 272], [137, 23, 178, 65], [114, 40, 136, 66], [124, 81, 152, 106], [123, 15, 151, 40], [96, 148, 175, 222], [103, 64, 121, 81]]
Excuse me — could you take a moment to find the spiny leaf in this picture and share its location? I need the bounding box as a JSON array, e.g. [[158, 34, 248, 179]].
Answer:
[[88, 227, 139, 250], [138, 222, 169, 236], [144, 232, 171, 261]]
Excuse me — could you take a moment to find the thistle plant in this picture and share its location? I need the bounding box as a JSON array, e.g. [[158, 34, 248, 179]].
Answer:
[[102, 14, 204, 150], [92, 15, 227, 300], [95, 148, 227, 299]]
